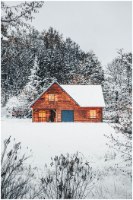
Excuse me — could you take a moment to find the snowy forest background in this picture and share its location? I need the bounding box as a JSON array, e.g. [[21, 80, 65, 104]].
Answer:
[[1, 1, 132, 199], [1, 2, 132, 129], [1, 2, 132, 130]]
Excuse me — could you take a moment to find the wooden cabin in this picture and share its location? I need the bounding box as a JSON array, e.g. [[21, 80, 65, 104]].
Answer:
[[31, 81, 105, 122]]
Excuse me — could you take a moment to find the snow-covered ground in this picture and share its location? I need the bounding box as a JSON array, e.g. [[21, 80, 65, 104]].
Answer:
[[1, 119, 132, 199], [1, 119, 115, 167]]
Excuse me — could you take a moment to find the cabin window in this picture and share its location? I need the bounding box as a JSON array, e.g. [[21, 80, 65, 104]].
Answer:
[[89, 110, 97, 118], [38, 110, 46, 122], [39, 110, 46, 118], [39, 110, 46, 117], [48, 94, 55, 101]]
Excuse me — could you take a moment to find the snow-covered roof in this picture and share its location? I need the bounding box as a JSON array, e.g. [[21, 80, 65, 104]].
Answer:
[[60, 84, 105, 107], [31, 81, 105, 107]]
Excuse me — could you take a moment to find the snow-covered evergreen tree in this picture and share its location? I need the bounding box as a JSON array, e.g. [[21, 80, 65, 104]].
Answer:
[[104, 50, 132, 126], [81, 51, 104, 85], [23, 56, 41, 101]]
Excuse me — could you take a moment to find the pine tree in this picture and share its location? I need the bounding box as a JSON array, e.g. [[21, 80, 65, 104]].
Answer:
[[81, 51, 104, 85], [23, 56, 41, 101]]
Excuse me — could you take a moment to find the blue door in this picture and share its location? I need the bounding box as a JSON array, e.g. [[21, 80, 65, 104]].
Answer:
[[61, 110, 74, 122]]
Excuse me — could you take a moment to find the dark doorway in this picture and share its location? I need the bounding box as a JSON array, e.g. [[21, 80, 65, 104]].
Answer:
[[61, 110, 74, 122], [50, 110, 56, 122]]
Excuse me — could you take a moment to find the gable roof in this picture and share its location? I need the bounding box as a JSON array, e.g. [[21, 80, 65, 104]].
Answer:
[[60, 84, 105, 107], [31, 81, 105, 107]]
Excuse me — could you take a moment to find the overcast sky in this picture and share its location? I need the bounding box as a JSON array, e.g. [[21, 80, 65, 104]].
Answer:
[[9, 1, 132, 66]]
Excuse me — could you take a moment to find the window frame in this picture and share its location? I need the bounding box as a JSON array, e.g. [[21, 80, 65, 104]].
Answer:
[[38, 110, 46, 122], [89, 110, 97, 119], [48, 94, 55, 101]]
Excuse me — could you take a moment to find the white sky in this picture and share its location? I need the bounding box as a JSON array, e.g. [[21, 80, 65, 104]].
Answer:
[[7, 1, 132, 66]]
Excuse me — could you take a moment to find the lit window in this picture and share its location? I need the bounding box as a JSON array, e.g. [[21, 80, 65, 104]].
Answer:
[[39, 110, 46, 118], [49, 94, 55, 101], [89, 110, 97, 118]]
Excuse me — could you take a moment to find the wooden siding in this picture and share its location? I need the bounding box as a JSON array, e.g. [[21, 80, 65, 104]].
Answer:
[[31, 83, 103, 122]]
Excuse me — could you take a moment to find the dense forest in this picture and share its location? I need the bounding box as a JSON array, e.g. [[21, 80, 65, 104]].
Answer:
[[1, 1, 132, 130], [1, 27, 104, 104]]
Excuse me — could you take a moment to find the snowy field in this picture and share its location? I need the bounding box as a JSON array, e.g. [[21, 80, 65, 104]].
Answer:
[[1, 119, 132, 199]]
